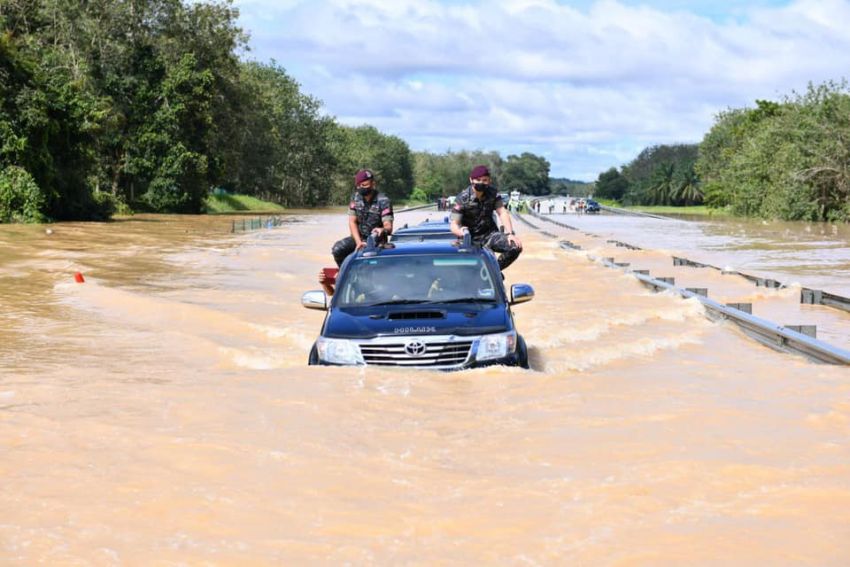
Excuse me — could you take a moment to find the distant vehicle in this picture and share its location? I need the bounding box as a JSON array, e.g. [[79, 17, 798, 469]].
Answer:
[[585, 199, 601, 213], [302, 236, 534, 369]]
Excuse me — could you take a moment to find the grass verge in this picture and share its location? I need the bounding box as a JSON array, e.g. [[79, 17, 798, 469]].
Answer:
[[595, 200, 728, 217], [204, 193, 285, 214]]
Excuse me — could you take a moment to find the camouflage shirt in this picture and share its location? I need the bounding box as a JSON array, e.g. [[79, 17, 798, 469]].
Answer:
[[348, 191, 393, 239], [450, 185, 504, 239]]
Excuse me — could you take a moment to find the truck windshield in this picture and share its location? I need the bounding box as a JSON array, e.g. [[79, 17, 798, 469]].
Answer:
[[337, 255, 498, 307]]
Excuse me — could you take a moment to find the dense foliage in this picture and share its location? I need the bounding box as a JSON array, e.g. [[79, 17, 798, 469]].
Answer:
[[594, 144, 701, 206], [592, 168, 629, 201], [0, 0, 415, 221], [411, 150, 566, 200], [550, 178, 594, 197], [596, 81, 850, 220], [696, 83, 850, 221], [1, 0, 578, 222], [411, 150, 503, 200]]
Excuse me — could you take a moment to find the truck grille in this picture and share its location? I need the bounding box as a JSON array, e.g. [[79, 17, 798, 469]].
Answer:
[[359, 339, 473, 367]]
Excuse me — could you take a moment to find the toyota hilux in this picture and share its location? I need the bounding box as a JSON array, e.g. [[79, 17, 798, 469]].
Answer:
[[302, 238, 533, 369]]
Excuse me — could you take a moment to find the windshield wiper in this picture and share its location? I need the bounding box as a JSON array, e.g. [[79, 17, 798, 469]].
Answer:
[[367, 299, 432, 306], [431, 297, 496, 304]]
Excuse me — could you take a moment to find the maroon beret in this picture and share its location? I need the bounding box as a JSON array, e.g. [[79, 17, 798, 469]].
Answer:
[[469, 165, 490, 179], [354, 169, 374, 185]]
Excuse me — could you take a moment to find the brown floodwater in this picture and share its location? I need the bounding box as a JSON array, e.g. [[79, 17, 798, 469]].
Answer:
[[552, 211, 850, 296], [1, 211, 849, 565]]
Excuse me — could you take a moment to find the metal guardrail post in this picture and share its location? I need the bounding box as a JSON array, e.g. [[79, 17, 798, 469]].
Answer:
[[786, 325, 817, 338], [726, 303, 753, 314], [590, 254, 850, 365]]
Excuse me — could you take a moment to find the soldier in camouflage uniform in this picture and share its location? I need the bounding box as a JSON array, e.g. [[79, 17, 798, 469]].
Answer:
[[450, 165, 523, 270], [331, 169, 394, 267]]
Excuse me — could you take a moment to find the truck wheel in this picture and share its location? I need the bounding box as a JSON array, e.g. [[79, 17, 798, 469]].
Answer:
[[517, 336, 529, 369]]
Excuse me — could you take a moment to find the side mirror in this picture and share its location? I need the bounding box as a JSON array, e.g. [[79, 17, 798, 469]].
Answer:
[[510, 283, 534, 305], [301, 290, 328, 311]]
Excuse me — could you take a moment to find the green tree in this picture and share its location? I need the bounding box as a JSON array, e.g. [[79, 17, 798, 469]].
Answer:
[[648, 163, 675, 205], [0, 19, 107, 221], [619, 144, 699, 205], [696, 81, 850, 220], [672, 163, 702, 205], [0, 166, 45, 223], [594, 167, 629, 200], [412, 150, 503, 200], [501, 152, 550, 195], [330, 125, 413, 203]]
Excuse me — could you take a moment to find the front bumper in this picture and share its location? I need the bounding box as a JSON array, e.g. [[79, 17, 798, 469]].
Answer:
[[312, 333, 522, 370]]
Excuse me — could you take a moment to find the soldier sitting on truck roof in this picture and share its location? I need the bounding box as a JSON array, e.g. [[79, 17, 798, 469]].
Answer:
[[449, 165, 523, 270], [331, 169, 394, 267]]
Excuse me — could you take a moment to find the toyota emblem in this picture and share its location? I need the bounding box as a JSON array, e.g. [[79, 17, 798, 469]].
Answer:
[[404, 340, 427, 357]]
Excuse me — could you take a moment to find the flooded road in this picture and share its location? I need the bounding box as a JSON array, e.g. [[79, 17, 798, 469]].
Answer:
[[1, 212, 849, 564], [553, 211, 850, 296]]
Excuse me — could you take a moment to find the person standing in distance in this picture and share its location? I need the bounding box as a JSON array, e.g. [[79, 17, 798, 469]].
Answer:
[[449, 165, 522, 270], [330, 169, 394, 267]]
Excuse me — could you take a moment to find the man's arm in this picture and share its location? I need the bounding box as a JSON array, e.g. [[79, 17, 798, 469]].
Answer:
[[497, 205, 522, 249], [373, 198, 394, 237], [449, 218, 467, 238], [449, 199, 468, 237], [349, 215, 365, 248]]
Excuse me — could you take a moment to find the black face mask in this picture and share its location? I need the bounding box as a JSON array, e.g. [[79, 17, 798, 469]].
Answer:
[[472, 182, 489, 192], [358, 187, 373, 197]]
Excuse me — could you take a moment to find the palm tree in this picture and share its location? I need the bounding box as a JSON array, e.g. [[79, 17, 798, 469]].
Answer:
[[673, 165, 703, 205], [649, 163, 675, 205]]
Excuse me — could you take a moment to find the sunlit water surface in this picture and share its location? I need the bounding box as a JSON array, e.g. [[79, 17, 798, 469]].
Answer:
[[552, 212, 850, 295]]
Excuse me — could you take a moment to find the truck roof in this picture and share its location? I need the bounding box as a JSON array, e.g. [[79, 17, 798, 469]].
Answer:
[[354, 239, 471, 259]]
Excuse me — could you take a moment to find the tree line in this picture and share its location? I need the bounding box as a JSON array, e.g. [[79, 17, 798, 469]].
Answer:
[[0, 0, 575, 223], [0, 0, 417, 222], [595, 81, 850, 221], [410, 150, 560, 202], [594, 144, 701, 207]]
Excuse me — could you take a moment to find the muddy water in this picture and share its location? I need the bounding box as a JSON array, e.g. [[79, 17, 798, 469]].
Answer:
[[555, 212, 850, 295], [1, 212, 849, 564]]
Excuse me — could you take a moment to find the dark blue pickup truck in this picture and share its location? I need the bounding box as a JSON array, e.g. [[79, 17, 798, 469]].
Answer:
[[302, 237, 533, 369]]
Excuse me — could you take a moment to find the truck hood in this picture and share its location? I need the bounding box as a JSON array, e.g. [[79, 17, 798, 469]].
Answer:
[[323, 303, 509, 339]]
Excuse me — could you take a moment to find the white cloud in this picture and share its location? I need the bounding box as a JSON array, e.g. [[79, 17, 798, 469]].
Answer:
[[234, 0, 850, 179]]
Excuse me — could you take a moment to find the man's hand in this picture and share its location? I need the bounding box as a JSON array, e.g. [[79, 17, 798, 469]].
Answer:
[[508, 233, 523, 249], [371, 227, 384, 237], [355, 240, 366, 250]]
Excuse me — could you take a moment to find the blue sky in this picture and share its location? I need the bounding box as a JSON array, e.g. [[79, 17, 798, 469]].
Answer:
[[230, 0, 850, 180]]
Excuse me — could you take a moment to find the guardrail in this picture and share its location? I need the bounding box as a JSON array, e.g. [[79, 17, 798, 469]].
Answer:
[[398, 203, 439, 213], [515, 210, 849, 364], [231, 215, 292, 233], [521, 211, 850, 317], [599, 205, 672, 220], [800, 288, 850, 314], [585, 250, 850, 366], [233, 203, 438, 234]]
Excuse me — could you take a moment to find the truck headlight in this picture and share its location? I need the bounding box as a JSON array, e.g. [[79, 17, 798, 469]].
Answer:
[[317, 337, 364, 365], [475, 331, 517, 361]]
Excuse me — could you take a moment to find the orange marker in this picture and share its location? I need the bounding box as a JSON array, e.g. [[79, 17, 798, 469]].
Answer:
[[74, 272, 85, 283]]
